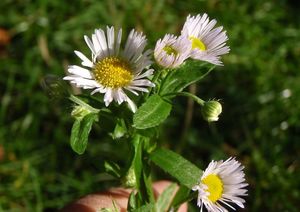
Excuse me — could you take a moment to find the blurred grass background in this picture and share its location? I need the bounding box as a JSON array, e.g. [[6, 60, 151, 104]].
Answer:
[[0, 0, 299, 211]]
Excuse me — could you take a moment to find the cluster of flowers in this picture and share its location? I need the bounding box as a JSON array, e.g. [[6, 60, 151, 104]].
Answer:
[[64, 13, 247, 211], [63, 13, 229, 113], [155, 13, 229, 68]]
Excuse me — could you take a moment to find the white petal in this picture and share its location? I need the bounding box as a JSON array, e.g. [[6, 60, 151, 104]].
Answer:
[[92, 33, 101, 54], [126, 97, 137, 113], [135, 69, 154, 80], [124, 87, 139, 96], [74, 51, 93, 68], [115, 28, 122, 55], [68, 65, 93, 79], [111, 89, 124, 104], [131, 79, 154, 87], [63, 76, 99, 88], [95, 29, 109, 58], [91, 86, 106, 95], [84, 35, 96, 55], [104, 89, 113, 106], [127, 86, 149, 93], [106, 26, 115, 55]]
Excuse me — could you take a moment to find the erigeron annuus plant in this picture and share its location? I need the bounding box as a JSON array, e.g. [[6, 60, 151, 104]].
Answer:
[[63, 13, 247, 211]]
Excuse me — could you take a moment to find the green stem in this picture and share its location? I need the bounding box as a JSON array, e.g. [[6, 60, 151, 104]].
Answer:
[[125, 134, 155, 205], [144, 69, 163, 99], [162, 91, 205, 106], [142, 138, 155, 204], [152, 69, 163, 84], [69, 95, 100, 113], [132, 134, 143, 191]]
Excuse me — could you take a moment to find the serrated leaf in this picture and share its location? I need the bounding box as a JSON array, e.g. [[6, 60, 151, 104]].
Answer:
[[133, 94, 172, 129], [159, 61, 214, 95], [70, 113, 98, 154], [150, 148, 203, 189], [156, 183, 177, 212]]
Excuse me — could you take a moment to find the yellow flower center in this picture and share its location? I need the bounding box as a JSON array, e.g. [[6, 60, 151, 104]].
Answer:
[[163, 45, 178, 55], [94, 56, 133, 88], [189, 36, 206, 51], [201, 174, 223, 203]]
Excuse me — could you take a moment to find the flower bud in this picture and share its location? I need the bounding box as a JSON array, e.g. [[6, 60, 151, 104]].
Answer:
[[201, 100, 222, 122], [71, 105, 92, 120], [123, 167, 136, 188], [69, 95, 100, 120]]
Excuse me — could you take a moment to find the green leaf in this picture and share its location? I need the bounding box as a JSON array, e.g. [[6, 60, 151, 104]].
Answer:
[[156, 183, 177, 212], [104, 161, 121, 178], [69, 95, 100, 114], [133, 94, 172, 129], [110, 118, 127, 140], [142, 162, 155, 203], [150, 148, 203, 189], [70, 113, 98, 154], [136, 127, 159, 139], [99, 200, 119, 212], [170, 185, 191, 210], [133, 135, 143, 191], [159, 61, 214, 95], [127, 191, 137, 211], [133, 203, 155, 212]]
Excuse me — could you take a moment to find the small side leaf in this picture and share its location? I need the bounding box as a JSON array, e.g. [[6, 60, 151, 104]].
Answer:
[[170, 185, 191, 210], [99, 200, 119, 212], [133, 203, 155, 212], [142, 162, 155, 203], [160, 61, 214, 95], [70, 113, 98, 154], [127, 191, 137, 211], [150, 148, 203, 189], [104, 161, 121, 178], [133, 135, 143, 191], [133, 94, 172, 129], [156, 183, 177, 212], [110, 118, 127, 140]]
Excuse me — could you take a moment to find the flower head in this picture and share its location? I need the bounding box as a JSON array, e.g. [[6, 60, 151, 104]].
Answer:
[[154, 34, 191, 68], [193, 158, 248, 212], [181, 13, 230, 66], [64, 26, 155, 112]]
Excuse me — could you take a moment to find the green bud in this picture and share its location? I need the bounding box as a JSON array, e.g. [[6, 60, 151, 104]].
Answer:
[[123, 167, 136, 188], [71, 105, 92, 120], [201, 100, 222, 122], [69, 95, 100, 120]]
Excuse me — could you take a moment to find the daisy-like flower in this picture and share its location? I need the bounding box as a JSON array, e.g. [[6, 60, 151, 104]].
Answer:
[[154, 34, 191, 68], [181, 13, 230, 66], [64, 26, 155, 112], [192, 157, 248, 212]]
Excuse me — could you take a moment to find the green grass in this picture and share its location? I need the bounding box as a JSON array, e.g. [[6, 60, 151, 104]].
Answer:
[[1, 0, 300, 211]]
